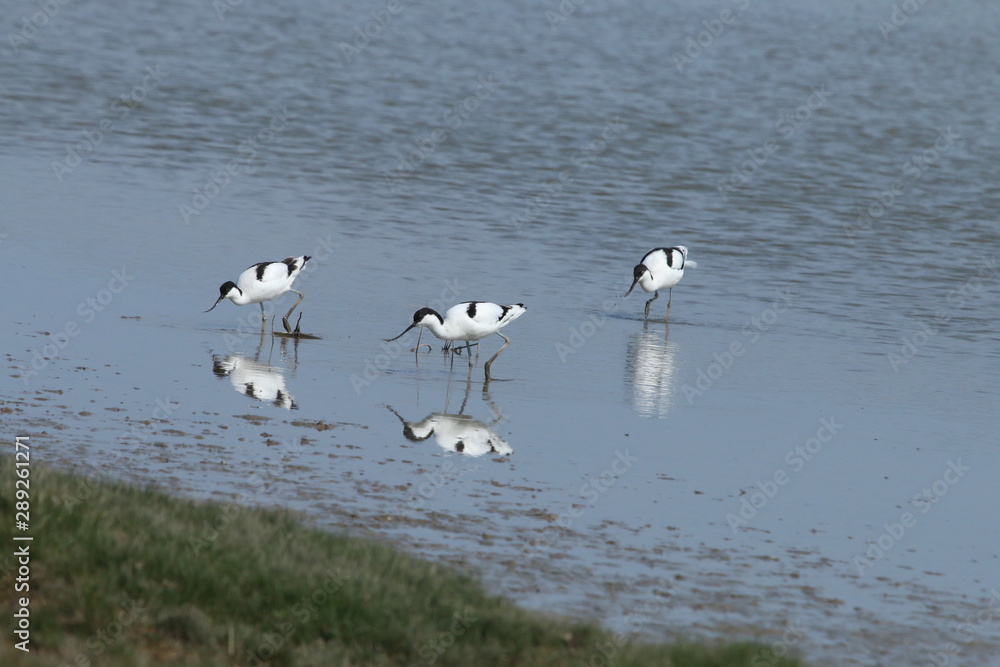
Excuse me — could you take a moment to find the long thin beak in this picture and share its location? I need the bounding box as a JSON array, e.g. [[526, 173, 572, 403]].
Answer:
[[623, 275, 641, 297], [384, 323, 415, 342], [204, 296, 224, 313]]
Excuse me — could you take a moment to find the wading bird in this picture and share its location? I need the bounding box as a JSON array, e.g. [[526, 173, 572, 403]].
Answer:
[[385, 301, 526, 381], [205, 255, 310, 333], [624, 247, 696, 319]]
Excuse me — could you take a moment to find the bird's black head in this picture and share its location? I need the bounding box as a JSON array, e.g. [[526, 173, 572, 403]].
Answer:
[[218, 280, 238, 297], [205, 281, 241, 313], [412, 307, 442, 325], [623, 264, 649, 297]]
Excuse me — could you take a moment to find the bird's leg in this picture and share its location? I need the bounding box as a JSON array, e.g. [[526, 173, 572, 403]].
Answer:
[[643, 291, 659, 320], [483, 332, 510, 382], [293, 312, 303, 334], [664, 288, 673, 321], [454, 341, 477, 356], [259, 302, 267, 331], [282, 290, 305, 333]]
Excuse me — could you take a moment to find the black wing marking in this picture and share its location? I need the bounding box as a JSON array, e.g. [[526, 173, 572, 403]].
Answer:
[[466, 302, 478, 319]]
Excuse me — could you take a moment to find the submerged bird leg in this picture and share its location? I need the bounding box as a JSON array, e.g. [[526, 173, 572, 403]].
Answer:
[[282, 290, 305, 333], [483, 332, 511, 382], [454, 341, 478, 356], [643, 291, 659, 320]]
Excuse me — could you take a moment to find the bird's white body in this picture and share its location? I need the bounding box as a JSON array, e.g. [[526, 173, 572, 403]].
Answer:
[[633, 246, 695, 294], [385, 301, 527, 380], [419, 302, 526, 343], [222, 256, 310, 306], [206, 255, 310, 333], [625, 246, 696, 319]]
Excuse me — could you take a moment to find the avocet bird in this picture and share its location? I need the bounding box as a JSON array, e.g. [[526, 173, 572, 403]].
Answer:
[[205, 255, 310, 333], [624, 246, 697, 319], [384, 302, 526, 381]]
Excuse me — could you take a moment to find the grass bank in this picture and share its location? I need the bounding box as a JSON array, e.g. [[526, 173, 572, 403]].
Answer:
[[0, 457, 805, 666]]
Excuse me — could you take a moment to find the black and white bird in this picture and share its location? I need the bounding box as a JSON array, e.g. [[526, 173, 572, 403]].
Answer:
[[624, 247, 697, 319], [205, 255, 310, 333], [385, 301, 526, 381]]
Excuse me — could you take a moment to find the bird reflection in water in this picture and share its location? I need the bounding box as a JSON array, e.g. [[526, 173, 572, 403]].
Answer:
[[211, 334, 301, 410], [624, 321, 680, 418], [386, 373, 512, 456]]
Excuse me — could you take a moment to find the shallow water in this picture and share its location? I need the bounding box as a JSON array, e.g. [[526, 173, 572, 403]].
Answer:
[[4, 1, 1000, 664]]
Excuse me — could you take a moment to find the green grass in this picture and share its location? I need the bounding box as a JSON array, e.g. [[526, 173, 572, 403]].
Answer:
[[0, 457, 806, 666]]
